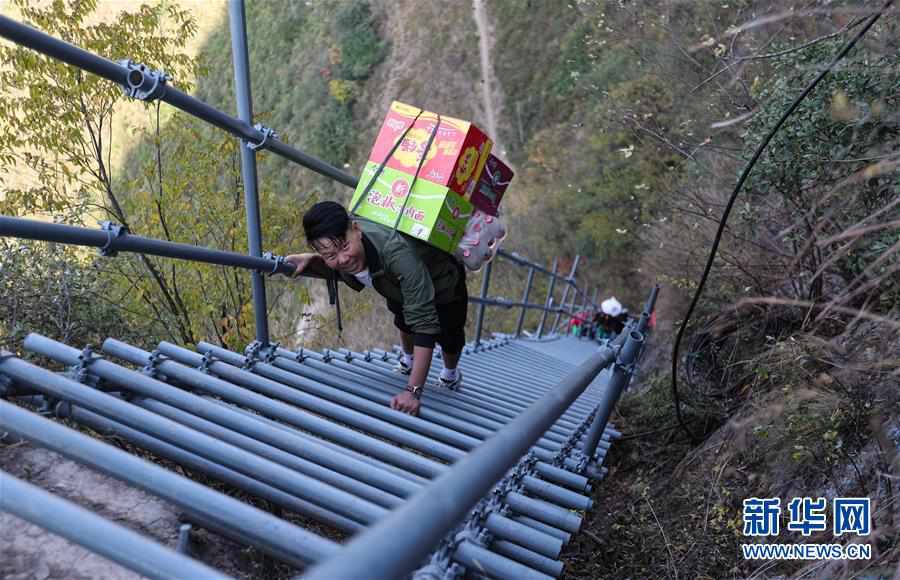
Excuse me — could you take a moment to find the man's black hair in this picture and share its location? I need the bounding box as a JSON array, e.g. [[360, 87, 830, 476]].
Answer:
[[304, 201, 350, 248]]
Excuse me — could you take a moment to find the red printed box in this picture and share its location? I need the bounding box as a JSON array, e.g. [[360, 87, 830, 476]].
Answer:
[[469, 154, 513, 216], [367, 101, 493, 198]]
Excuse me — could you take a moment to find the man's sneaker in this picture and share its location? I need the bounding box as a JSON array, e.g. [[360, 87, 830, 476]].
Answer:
[[394, 358, 412, 375], [438, 370, 463, 391]]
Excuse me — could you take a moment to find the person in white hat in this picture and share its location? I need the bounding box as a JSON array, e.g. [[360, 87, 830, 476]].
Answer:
[[595, 297, 627, 338]]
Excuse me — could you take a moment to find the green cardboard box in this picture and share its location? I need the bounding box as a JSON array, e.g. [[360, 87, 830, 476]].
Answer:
[[349, 161, 473, 252]]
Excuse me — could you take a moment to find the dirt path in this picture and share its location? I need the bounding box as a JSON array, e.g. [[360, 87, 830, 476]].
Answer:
[[472, 0, 505, 157]]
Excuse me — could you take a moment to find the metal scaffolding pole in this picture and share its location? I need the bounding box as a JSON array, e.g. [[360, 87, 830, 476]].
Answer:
[[468, 296, 563, 313], [3, 331, 627, 576], [16, 336, 387, 524], [515, 267, 536, 337], [551, 255, 580, 333], [0, 470, 234, 580], [473, 260, 493, 347], [0, 397, 337, 566], [79, 349, 577, 564], [378, 351, 593, 423], [362, 349, 591, 435], [537, 259, 559, 338], [0, 11, 597, 355], [130, 396, 399, 506], [58, 403, 365, 533], [330, 352, 599, 469], [229, 0, 269, 344], [637, 284, 660, 335], [212, 389, 587, 535], [185, 345, 481, 451]]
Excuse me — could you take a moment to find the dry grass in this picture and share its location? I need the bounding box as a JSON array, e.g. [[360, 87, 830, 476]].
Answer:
[[566, 305, 900, 579]]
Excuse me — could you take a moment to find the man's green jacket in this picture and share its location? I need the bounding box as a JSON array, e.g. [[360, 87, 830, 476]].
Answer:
[[329, 219, 466, 340]]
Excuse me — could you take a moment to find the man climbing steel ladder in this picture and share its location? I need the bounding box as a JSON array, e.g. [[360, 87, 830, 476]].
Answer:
[[285, 201, 467, 416]]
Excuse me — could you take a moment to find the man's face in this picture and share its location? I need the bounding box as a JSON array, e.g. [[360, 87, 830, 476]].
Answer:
[[312, 222, 366, 274]]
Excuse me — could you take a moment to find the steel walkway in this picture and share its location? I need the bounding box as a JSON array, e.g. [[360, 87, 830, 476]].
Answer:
[[0, 332, 631, 579]]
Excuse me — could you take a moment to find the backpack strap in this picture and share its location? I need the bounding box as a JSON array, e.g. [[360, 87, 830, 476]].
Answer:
[[390, 114, 441, 235]]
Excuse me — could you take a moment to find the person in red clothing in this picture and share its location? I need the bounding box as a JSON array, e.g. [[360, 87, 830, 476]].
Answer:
[[568, 311, 590, 337]]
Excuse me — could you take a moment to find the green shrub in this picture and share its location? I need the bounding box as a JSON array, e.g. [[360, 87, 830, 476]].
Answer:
[[334, 0, 386, 81]]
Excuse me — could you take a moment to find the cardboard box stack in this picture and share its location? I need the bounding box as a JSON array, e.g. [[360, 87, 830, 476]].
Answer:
[[350, 101, 511, 252]]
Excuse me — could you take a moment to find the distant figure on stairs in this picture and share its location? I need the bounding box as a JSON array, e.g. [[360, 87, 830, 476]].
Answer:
[[594, 297, 628, 339], [285, 201, 468, 417]]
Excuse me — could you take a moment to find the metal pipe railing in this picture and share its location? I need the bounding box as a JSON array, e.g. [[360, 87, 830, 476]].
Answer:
[[0, 216, 301, 276], [582, 330, 645, 458], [0, 469, 234, 580], [0, 14, 357, 188], [0, 218, 589, 351], [4, 330, 624, 575], [0, 10, 650, 578], [468, 296, 566, 313], [637, 284, 661, 335], [299, 342, 619, 580], [496, 249, 569, 285], [0, 214, 591, 339]]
